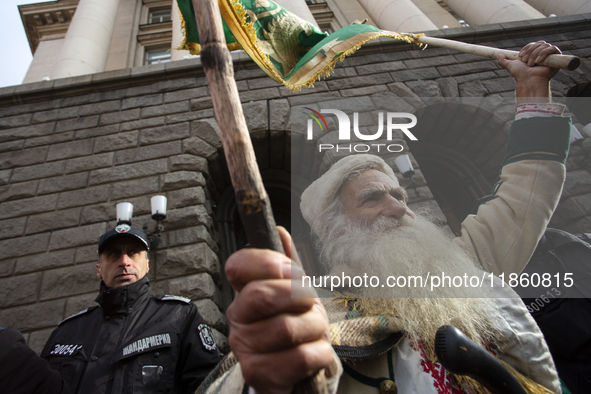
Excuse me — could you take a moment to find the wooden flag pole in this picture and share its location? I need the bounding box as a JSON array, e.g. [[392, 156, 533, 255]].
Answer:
[[191, 0, 330, 393], [416, 35, 580, 71]]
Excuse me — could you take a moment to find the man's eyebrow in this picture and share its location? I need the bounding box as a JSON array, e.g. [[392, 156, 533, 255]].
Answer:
[[357, 185, 407, 204]]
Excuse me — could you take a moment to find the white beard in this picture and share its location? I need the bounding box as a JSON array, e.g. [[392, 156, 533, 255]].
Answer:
[[319, 213, 501, 347]]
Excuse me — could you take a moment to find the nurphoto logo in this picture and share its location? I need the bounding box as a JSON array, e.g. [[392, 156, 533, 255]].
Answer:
[[304, 108, 418, 153]]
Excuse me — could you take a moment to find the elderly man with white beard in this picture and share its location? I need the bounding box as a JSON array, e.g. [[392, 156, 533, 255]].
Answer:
[[197, 41, 570, 394]]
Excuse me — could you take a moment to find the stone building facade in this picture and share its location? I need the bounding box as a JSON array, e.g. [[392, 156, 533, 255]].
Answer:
[[1, 11, 591, 356]]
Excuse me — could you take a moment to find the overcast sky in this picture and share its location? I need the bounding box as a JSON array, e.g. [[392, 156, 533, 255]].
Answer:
[[0, 0, 54, 88]]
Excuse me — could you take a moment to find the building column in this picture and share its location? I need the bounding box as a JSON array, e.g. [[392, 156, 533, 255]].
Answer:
[[524, 0, 591, 16], [273, 0, 318, 26], [442, 0, 545, 25], [171, 3, 190, 61], [50, 0, 121, 79], [358, 0, 438, 33]]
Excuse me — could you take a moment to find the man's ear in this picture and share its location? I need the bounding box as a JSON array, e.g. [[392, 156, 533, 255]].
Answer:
[[96, 263, 102, 279], [145, 251, 150, 273]]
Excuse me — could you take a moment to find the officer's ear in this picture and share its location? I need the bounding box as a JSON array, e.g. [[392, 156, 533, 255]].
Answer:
[[96, 263, 103, 280], [145, 250, 150, 273]]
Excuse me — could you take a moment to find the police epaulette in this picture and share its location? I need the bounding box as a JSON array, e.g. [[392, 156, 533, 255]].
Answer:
[[58, 306, 97, 325], [159, 295, 191, 303]]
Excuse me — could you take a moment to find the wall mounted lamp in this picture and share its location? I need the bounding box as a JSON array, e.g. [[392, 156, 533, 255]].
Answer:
[[115, 195, 168, 249]]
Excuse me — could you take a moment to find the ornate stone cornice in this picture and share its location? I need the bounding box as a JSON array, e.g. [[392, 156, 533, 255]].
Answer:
[[19, 0, 80, 54]]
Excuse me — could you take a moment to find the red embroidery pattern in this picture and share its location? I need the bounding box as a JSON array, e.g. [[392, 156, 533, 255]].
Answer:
[[409, 337, 465, 394]]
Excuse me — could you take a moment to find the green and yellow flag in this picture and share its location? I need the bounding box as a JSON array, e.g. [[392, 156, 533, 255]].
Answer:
[[177, 0, 423, 91]]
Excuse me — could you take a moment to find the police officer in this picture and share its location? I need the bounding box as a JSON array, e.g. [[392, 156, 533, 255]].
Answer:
[[41, 224, 223, 394]]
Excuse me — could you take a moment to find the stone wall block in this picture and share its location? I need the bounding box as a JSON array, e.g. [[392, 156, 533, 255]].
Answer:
[[64, 292, 98, 317], [11, 161, 65, 182], [167, 223, 218, 254], [183, 137, 217, 159], [243, 101, 268, 135], [405, 80, 442, 98], [25, 208, 82, 235], [121, 94, 163, 110], [327, 74, 393, 90], [247, 78, 281, 90], [115, 141, 182, 166], [62, 92, 101, 107], [99, 109, 141, 125], [167, 187, 206, 209], [157, 77, 202, 92], [269, 99, 290, 131], [55, 116, 99, 133], [239, 87, 281, 102], [111, 176, 160, 200], [40, 262, 98, 300], [78, 100, 122, 116], [94, 130, 138, 153], [80, 203, 113, 225], [341, 85, 389, 97], [190, 119, 221, 149], [156, 243, 220, 280], [32, 107, 78, 124], [28, 328, 55, 355], [391, 68, 441, 82], [0, 113, 32, 129], [453, 72, 498, 84], [0, 123, 55, 143], [194, 298, 227, 333], [140, 123, 190, 145], [436, 77, 459, 97], [65, 152, 114, 174], [0, 169, 11, 185], [481, 77, 515, 94], [162, 171, 206, 191], [75, 244, 99, 264], [403, 55, 458, 70], [120, 117, 165, 132], [88, 159, 168, 185], [0, 146, 48, 170], [438, 61, 498, 78], [167, 272, 221, 307], [25, 131, 75, 148], [169, 154, 208, 173], [74, 125, 119, 141], [190, 97, 214, 111], [355, 61, 407, 76], [57, 186, 109, 209], [0, 259, 15, 277], [0, 300, 66, 331], [15, 249, 76, 274], [0, 217, 27, 239], [0, 140, 25, 153], [38, 173, 88, 195], [141, 101, 190, 118], [48, 223, 106, 252], [0, 272, 42, 308], [46, 139, 94, 162], [164, 87, 208, 103], [459, 81, 488, 97], [0, 233, 50, 260], [0, 194, 58, 220]]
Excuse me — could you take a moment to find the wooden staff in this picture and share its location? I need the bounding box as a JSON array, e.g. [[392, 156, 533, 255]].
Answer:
[[191, 0, 330, 393], [416, 36, 580, 71]]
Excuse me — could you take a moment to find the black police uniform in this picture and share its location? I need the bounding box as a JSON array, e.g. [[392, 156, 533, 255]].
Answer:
[[0, 328, 71, 394], [520, 229, 591, 394], [41, 276, 223, 394]]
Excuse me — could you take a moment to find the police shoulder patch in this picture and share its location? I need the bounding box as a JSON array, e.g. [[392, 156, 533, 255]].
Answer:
[[198, 324, 217, 351], [160, 295, 191, 303], [58, 306, 97, 325]]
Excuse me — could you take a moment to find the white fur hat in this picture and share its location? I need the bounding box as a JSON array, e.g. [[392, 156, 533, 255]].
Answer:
[[300, 154, 398, 236]]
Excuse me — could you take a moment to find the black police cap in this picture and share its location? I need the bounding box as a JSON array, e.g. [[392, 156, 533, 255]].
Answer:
[[97, 224, 150, 254]]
